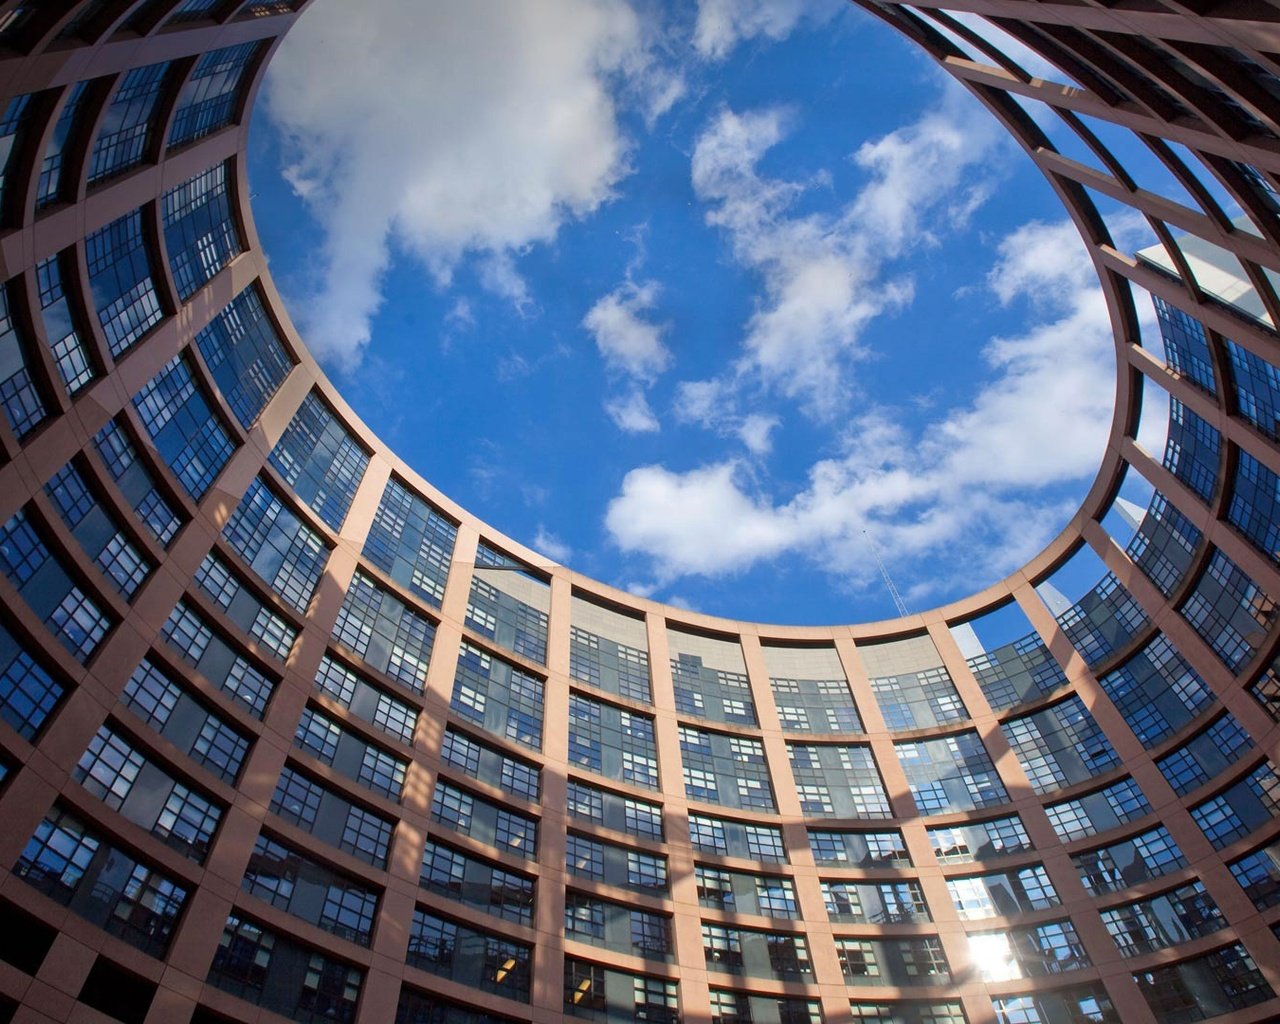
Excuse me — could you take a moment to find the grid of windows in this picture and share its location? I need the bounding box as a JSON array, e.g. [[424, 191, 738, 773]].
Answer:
[[94, 418, 184, 546], [789, 742, 892, 816], [966, 630, 1067, 710], [46, 461, 151, 599], [162, 601, 276, 716], [681, 725, 770, 809], [564, 960, 677, 1022], [1134, 943, 1274, 1020], [1044, 776, 1151, 842], [809, 829, 909, 867], [703, 924, 812, 980], [11, 26, 1280, 1024], [407, 909, 531, 1001], [566, 779, 664, 839], [209, 913, 363, 1022], [293, 704, 407, 800], [16, 807, 188, 958], [133, 353, 236, 500], [362, 476, 457, 606], [870, 666, 966, 730], [0, 278, 45, 437], [419, 839, 535, 925], [333, 571, 436, 691], [1231, 450, 1280, 564], [162, 162, 243, 299], [945, 865, 1059, 919], [86, 209, 164, 355], [1098, 632, 1213, 746], [1157, 714, 1254, 795], [122, 657, 249, 783], [992, 985, 1118, 1024], [1072, 827, 1188, 894], [770, 675, 862, 732], [88, 62, 171, 182], [970, 921, 1090, 979], [0, 624, 65, 739], [895, 732, 1008, 813], [821, 879, 929, 923], [466, 545, 549, 663], [1229, 839, 1280, 909], [1055, 572, 1149, 668], [1155, 295, 1216, 391], [1229, 338, 1280, 441], [1164, 398, 1220, 502], [440, 721, 540, 803], [76, 724, 222, 862], [194, 553, 297, 659], [36, 254, 95, 395], [269, 392, 369, 530], [313, 653, 419, 745], [1100, 881, 1226, 956], [223, 476, 329, 612], [38, 81, 89, 207], [0, 91, 30, 222], [431, 779, 536, 859], [1190, 761, 1280, 849], [689, 814, 787, 862], [569, 624, 651, 702], [852, 1002, 967, 1024], [450, 641, 542, 749], [835, 936, 950, 986], [195, 286, 292, 428], [242, 834, 378, 946], [565, 892, 671, 959], [929, 816, 1032, 862], [1000, 696, 1120, 793], [170, 42, 261, 146], [671, 651, 755, 725], [1181, 549, 1277, 671], [1126, 491, 1202, 596], [0, 508, 112, 661]]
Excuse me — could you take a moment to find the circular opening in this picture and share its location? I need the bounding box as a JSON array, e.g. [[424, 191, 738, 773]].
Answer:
[[247, 0, 1118, 624]]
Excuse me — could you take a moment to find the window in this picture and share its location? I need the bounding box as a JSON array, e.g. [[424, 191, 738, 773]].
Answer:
[[133, 353, 236, 500], [196, 286, 292, 428], [269, 392, 369, 530], [566, 835, 603, 880], [85, 210, 163, 355], [271, 767, 323, 829], [162, 162, 242, 299], [0, 633, 64, 739], [89, 62, 171, 182], [36, 254, 94, 395], [76, 726, 144, 809], [362, 476, 456, 607], [341, 805, 393, 867], [170, 42, 261, 147], [223, 477, 328, 612]]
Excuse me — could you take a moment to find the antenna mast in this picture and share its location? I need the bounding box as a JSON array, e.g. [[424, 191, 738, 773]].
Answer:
[[863, 529, 909, 617]]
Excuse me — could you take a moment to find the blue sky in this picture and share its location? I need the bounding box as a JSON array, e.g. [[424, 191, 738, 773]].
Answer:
[[248, 0, 1168, 626]]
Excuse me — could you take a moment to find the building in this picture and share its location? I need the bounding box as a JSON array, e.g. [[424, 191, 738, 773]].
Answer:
[[0, 1, 1277, 1023]]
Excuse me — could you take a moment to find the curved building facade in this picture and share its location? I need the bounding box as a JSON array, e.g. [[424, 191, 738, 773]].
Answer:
[[0, 2, 1278, 1023]]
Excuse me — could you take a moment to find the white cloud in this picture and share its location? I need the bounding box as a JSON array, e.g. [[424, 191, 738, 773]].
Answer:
[[533, 527, 573, 563], [693, 0, 838, 59], [738, 414, 780, 455], [605, 389, 662, 433], [263, 0, 678, 371], [583, 280, 671, 381], [681, 91, 1003, 420], [607, 218, 1119, 597], [584, 278, 672, 432]]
